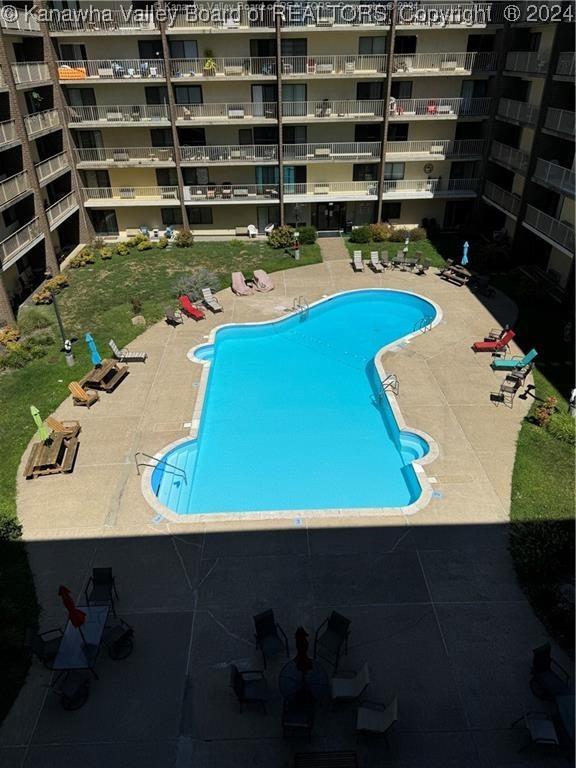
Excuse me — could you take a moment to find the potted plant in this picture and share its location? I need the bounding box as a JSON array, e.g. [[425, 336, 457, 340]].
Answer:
[[203, 50, 217, 76]]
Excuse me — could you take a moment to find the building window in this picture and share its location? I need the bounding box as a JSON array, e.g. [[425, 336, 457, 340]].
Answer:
[[174, 86, 202, 105], [187, 207, 213, 225], [384, 163, 405, 180], [394, 36, 417, 54], [359, 36, 386, 55], [161, 208, 183, 226], [382, 203, 401, 220], [353, 164, 378, 181], [391, 81, 412, 100], [387, 124, 408, 142], [91, 209, 118, 235], [357, 81, 384, 100], [169, 40, 198, 58]]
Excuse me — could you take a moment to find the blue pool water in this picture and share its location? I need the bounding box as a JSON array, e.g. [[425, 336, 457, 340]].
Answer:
[[152, 290, 436, 514]]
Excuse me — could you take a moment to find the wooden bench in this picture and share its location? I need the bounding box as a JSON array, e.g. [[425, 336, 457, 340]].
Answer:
[[24, 435, 79, 479], [294, 752, 358, 768], [80, 359, 129, 393]]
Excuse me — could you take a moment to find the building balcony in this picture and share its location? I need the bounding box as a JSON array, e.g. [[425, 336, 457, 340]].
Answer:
[[555, 52, 575, 80], [1, 7, 41, 35], [181, 144, 278, 164], [504, 51, 549, 75], [67, 105, 170, 127], [46, 193, 80, 229], [83, 186, 180, 206], [386, 138, 485, 160], [523, 205, 575, 255], [25, 109, 61, 139], [175, 103, 277, 124], [0, 120, 17, 148], [497, 98, 538, 127], [490, 141, 529, 173], [11, 62, 51, 87], [0, 171, 29, 210], [49, 8, 158, 34], [533, 159, 575, 198], [0, 218, 43, 271], [391, 51, 498, 75], [483, 181, 521, 217], [171, 57, 277, 79], [57, 59, 165, 82], [544, 108, 575, 138], [75, 146, 176, 167], [35, 153, 70, 186], [389, 97, 491, 119]]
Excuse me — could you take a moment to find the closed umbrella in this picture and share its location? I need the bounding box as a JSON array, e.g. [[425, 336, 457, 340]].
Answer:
[[30, 405, 51, 443], [461, 241, 470, 266], [58, 585, 86, 629], [85, 333, 102, 367]]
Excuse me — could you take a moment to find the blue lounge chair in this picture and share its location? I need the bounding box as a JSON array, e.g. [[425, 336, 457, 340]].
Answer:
[[491, 348, 538, 371]]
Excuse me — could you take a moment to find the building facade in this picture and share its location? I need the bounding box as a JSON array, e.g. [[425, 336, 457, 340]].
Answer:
[[0, 0, 573, 324]]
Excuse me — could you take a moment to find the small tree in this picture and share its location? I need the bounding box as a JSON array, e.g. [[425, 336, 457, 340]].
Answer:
[[268, 226, 295, 249], [174, 267, 220, 302], [174, 229, 194, 248]]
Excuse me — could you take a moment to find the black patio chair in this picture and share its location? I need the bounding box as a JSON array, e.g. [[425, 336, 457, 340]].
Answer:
[[24, 626, 63, 669], [530, 643, 572, 699], [253, 609, 289, 668], [229, 664, 269, 713], [102, 618, 134, 660], [282, 689, 316, 741], [84, 567, 119, 616], [314, 611, 351, 672], [58, 670, 92, 711]]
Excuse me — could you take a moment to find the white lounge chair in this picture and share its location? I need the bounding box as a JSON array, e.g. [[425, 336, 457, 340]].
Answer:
[[331, 663, 370, 703], [264, 223, 275, 236], [356, 696, 398, 741], [247, 224, 258, 238], [231, 272, 253, 295], [352, 251, 364, 272], [369, 251, 384, 272], [108, 339, 147, 363], [201, 288, 223, 312], [253, 269, 274, 292]]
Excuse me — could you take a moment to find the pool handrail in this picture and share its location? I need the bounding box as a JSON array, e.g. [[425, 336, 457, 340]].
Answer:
[[135, 451, 188, 484]]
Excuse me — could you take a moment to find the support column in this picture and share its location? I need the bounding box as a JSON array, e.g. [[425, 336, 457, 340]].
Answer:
[[0, 273, 16, 325], [376, 0, 397, 224], [0, 29, 59, 275], [275, 14, 285, 226]]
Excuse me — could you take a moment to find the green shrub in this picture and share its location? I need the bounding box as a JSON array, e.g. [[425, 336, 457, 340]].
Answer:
[[158, 236, 169, 249], [268, 226, 295, 249], [547, 412, 576, 446], [136, 239, 153, 251], [368, 223, 390, 242], [349, 226, 371, 243], [68, 248, 95, 268], [388, 227, 411, 242], [115, 243, 130, 257], [31, 275, 69, 305], [0, 326, 20, 346], [297, 225, 317, 245], [174, 267, 219, 302], [17, 308, 51, 334], [410, 227, 427, 241], [100, 247, 113, 260], [534, 396, 558, 428], [174, 229, 194, 248], [90, 236, 105, 251], [0, 515, 22, 542], [0, 340, 46, 370]]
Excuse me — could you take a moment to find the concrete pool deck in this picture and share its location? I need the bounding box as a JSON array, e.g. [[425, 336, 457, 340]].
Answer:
[[2, 260, 572, 767]]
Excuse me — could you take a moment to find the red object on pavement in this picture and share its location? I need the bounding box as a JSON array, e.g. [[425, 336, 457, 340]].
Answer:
[[58, 585, 86, 628], [179, 295, 205, 321]]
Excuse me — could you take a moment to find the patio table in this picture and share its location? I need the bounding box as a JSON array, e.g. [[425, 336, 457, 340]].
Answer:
[[53, 605, 109, 676], [279, 659, 330, 701]]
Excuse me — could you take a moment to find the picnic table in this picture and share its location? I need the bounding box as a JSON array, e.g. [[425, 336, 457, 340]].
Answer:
[[24, 433, 79, 479], [80, 359, 128, 392], [442, 264, 471, 286], [53, 605, 109, 677]]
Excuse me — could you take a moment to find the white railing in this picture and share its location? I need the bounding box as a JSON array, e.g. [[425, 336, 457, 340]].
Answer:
[[75, 146, 176, 164], [390, 97, 491, 117], [282, 54, 387, 75], [83, 186, 180, 201], [490, 141, 529, 172], [0, 120, 16, 147], [24, 109, 60, 138], [497, 98, 538, 126], [284, 142, 381, 161], [533, 159, 575, 196], [181, 144, 277, 162], [176, 102, 277, 120], [0, 218, 42, 267], [524, 205, 575, 252], [171, 57, 276, 78], [483, 181, 521, 215], [545, 108, 575, 137], [1, 7, 40, 32], [556, 52, 575, 76], [505, 51, 549, 74], [0, 171, 29, 206], [11, 62, 50, 84], [57, 59, 165, 80], [35, 153, 69, 183], [46, 193, 78, 227], [386, 139, 485, 157], [392, 51, 498, 73], [185, 184, 279, 201], [283, 99, 383, 119], [67, 105, 170, 124], [48, 7, 158, 32]]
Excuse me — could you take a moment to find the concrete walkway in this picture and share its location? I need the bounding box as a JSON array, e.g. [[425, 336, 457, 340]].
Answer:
[[319, 235, 350, 261], [1, 262, 572, 768]]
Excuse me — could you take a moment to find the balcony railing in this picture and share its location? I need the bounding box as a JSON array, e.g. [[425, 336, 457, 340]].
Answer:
[[35, 153, 69, 184], [386, 139, 485, 158], [181, 144, 278, 163], [171, 57, 276, 78], [175, 103, 277, 121], [24, 109, 60, 138], [0, 171, 29, 207], [284, 142, 380, 161], [11, 62, 50, 85], [392, 51, 498, 74], [67, 105, 170, 125], [505, 51, 549, 74], [46, 193, 78, 227], [49, 8, 157, 33], [57, 59, 165, 80], [483, 181, 521, 215], [544, 108, 576, 137], [75, 146, 176, 165], [390, 97, 491, 118], [533, 159, 575, 197], [0, 218, 42, 268], [524, 205, 575, 252], [556, 52, 575, 77], [0, 120, 16, 147], [490, 141, 529, 172], [282, 55, 387, 75], [1, 7, 40, 33], [497, 98, 538, 126], [83, 186, 180, 201]]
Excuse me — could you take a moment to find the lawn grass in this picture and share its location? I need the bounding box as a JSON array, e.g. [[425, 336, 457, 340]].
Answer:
[[343, 236, 447, 267], [0, 240, 320, 723]]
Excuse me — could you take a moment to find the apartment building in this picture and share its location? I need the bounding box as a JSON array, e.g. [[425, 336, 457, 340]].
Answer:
[[0, 1, 573, 324]]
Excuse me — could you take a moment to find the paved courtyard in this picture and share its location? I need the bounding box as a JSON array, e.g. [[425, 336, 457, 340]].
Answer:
[[1, 258, 573, 767]]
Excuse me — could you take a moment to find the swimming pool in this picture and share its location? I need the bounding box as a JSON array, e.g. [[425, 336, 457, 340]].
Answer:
[[150, 289, 439, 516]]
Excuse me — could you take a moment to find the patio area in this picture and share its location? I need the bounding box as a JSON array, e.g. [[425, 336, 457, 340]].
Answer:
[[1, 259, 572, 767]]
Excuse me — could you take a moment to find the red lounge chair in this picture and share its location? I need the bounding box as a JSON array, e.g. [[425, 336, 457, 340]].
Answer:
[[472, 329, 515, 353], [179, 295, 205, 321]]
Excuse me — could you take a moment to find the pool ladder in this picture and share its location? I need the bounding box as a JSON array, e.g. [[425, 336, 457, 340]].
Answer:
[[414, 316, 434, 334], [379, 373, 399, 399], [134, 451, 188, 484], [292, 296, 309, 316]]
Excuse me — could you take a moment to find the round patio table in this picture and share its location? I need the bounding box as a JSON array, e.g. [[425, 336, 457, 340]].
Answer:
[[279, 659, 330, 700]]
